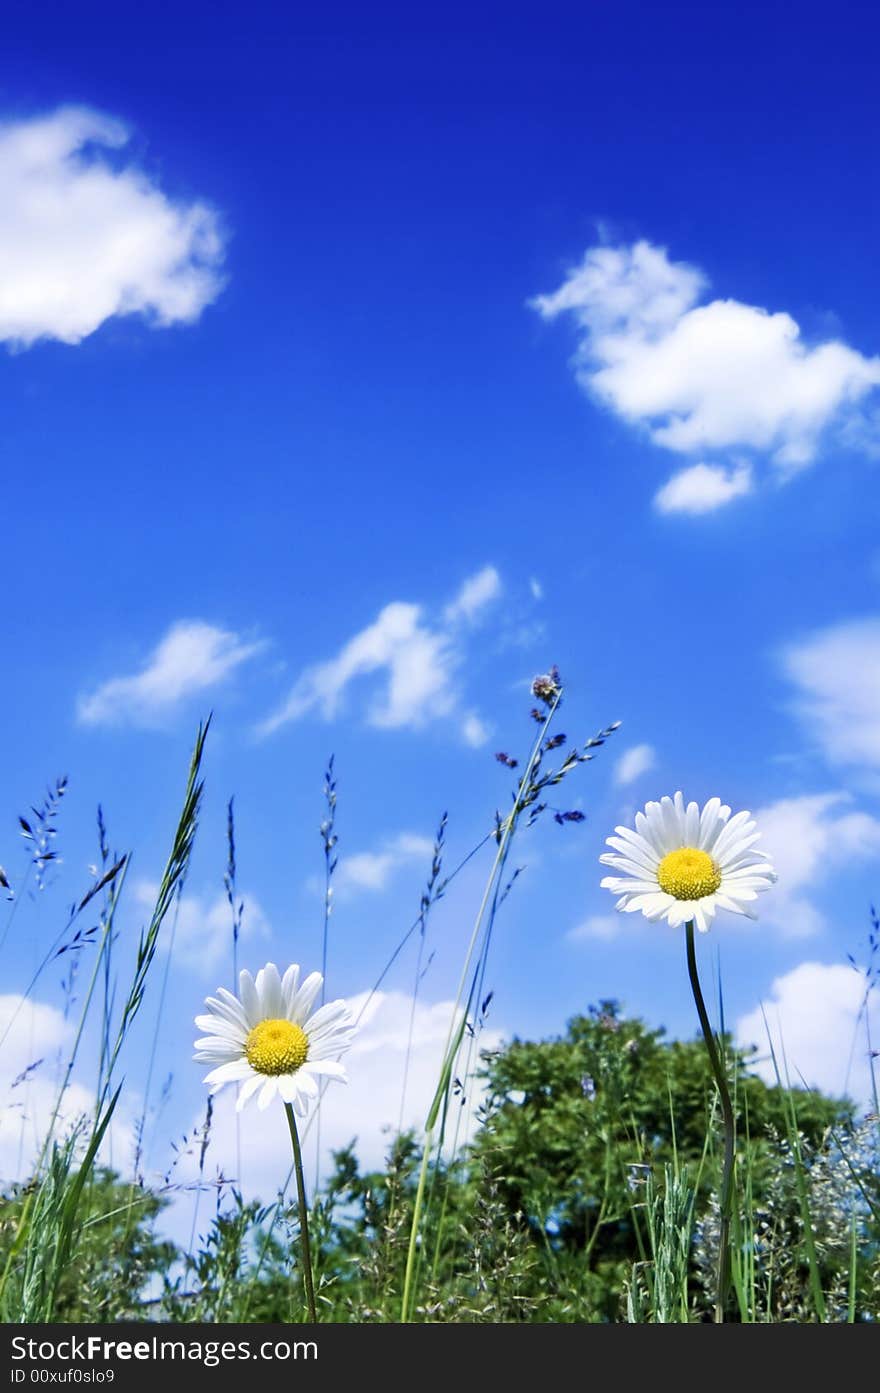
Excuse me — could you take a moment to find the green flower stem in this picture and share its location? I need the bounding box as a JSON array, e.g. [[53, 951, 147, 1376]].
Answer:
[[685, 919, 735, 1322], [284, 1102, 317, 1323]]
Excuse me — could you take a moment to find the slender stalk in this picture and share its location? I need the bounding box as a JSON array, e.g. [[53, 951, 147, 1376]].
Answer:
[[400, 696, 560, 1322], [685, 919, 734, 1322], [225, 798, 243, 1192], [284, 1103, 317, 1323], [315, 758, 337, 1193]]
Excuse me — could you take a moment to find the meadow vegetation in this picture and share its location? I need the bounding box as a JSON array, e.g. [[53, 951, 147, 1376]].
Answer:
[[0, 689, 877, 1323]]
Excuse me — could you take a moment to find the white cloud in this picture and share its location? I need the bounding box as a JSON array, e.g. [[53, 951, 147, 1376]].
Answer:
[[461, 711, 491, 747], [529, 577, 544, 600], [443, 565, 502, 624], [782, 617, 880, 770], [0, 995, 133, 1183], [78, 620, 264, 727], [566, 915, 620, 943], [755, 792, 880, 937], [613, 742, 656, 786], [258, 601, 454, 734], [179, 990, 504, 1198], [132, 880, 269, 971], [258, 568, 499, 740], [654, 460, 753, 514], [0, 107, 225, 349], [737, 962, 879, 1105], [532, 239, 880, 490], [335, 834, 435, 896]]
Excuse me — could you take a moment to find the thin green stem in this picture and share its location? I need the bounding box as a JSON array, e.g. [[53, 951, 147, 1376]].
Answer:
[[284, 1103, 317, 1323], [400, 695, 560, 1322], [685, 919, 735, 1323]]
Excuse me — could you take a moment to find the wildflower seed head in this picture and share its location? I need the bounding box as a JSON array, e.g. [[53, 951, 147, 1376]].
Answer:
[[531, 665, 561, 704]]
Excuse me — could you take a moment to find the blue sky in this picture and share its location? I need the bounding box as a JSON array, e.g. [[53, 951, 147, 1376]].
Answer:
[[1, 2, 879, 1211]]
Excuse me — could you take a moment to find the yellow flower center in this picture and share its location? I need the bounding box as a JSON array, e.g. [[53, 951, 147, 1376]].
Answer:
[[657, 847, 722, 901], [245, 1018, 308, 1076]]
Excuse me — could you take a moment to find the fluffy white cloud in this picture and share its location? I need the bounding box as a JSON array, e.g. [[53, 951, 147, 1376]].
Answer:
[[258, 601, 454, 734], [335, 834, 435, 896], [737, 962, 879, 1105], [654, 461, 753, 514], [0, 995, 133, 1183], [443, 566, 502, 624], [755, 792, 880, 937], [613, 742, 656, 786], [782, 617, 880, 770], [0, 107, 225, 349], [258, 568, 499, 739], [566, 915, 620, 943], [78, 620, 264, 727], [132, 881, 269, 971], [532, 239, 880, 492], [179, 990, 504, 1202]]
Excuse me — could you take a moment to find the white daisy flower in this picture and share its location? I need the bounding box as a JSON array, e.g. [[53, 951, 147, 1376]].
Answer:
[[194, 962, 357, 1114], [599, 791, 776, 933]]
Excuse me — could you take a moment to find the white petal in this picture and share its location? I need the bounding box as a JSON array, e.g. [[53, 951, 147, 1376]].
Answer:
[[201, 997, 249, 1033], [195, 1015, 246, 1043], [257, 1077, 278, 1110], [194, 1035, 244, 1055], [256, 962, 284, 1018], [214, 987, 251, 1027], [634, 808, 658, 851], [610, 827, 660, 865], [600, 875, 632, 891], [618, 893, 657, 913], [303, 1059, 349, 1080], [239, 970, 261, 1026], [666, 901, 692, 928], [236, 1074, 265, 1111], [661, 796, 685, 853], [604, 837, 659, 873], [294, 1070, 318, 1098], [600, 877, 659, 894], [277, 1073, 299, 1104], [290, 971, 323, 1024], [307, 1027, 357, 1059], [714, 892, 747, 914], [599, 853, 661, 882], [734, 900, 758, 920], [721, 851, 772, 875], [204, 1059, 252, 1087], [720, 876, 773, 894], [282, 964, 301, 1014], [711, 810, 754, 859], [721, 861, 775, 881], [643, 800, 672, 854], [693, 901, 712, 933], [698, 798, 723, 849], [639, 892, 675, 920], [715, 830, 763, 867]]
